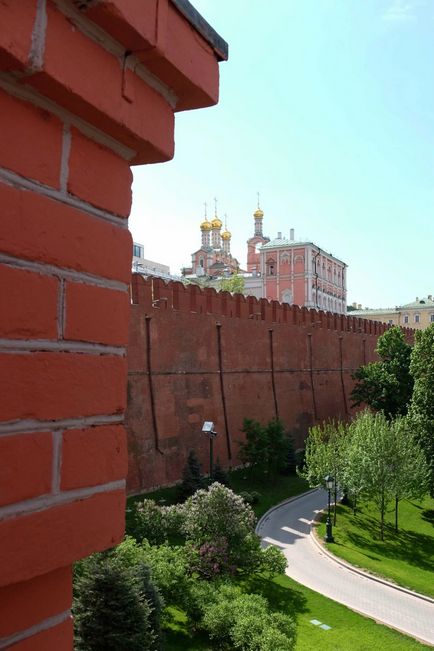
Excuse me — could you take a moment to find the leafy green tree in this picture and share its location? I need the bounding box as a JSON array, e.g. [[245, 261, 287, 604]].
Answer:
[[180, 482, 286, 577], [239, 418, 291, 481], [299, 421, 348, 524], [408, 324, 434, 495], [200, 583, 296, 651], [239, 419, 269, 476], [219, 274, 245, 294], [351, 326, 413, 419], [348, 411, 396, 540], [178, 450, 205, 500], [73, 556, 156, 651], [388, 417, 429, 531]]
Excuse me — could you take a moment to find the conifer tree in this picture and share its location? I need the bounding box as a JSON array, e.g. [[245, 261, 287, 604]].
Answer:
[[178, 450, 204, 500], [74, 557, 155, 651]]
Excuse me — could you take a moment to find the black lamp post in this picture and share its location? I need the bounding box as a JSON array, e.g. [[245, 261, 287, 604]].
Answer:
[[324, 474, 335, 543], [202, 421, 217, 479]]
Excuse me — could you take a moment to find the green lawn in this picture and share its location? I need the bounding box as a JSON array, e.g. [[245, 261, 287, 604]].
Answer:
[[164, 574, 429, 650], [127, 475, 433, 649], [317, 496, 434, 598], [126, 468, 310, 521]]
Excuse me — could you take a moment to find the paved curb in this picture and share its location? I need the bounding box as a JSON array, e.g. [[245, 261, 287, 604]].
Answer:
[[255, 487, 320, 535], [310, 509, 434, 606]]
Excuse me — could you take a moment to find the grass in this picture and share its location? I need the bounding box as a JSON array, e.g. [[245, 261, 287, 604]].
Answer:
[[126, 467, 310, 522], [164, 574, 429, 650], [126, 474, 432, 649], [317, 496, 434, 598]]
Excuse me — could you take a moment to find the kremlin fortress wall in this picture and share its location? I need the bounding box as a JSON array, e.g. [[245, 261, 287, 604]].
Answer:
[[126, 274, 412, 494]]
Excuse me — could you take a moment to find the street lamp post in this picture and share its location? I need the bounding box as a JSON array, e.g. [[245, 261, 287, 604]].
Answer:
[[202, 421, 217, 480], [324, 474, 335, 543]]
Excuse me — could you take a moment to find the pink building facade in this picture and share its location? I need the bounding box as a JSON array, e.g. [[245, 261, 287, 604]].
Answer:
[[260, 233, 347, 313]]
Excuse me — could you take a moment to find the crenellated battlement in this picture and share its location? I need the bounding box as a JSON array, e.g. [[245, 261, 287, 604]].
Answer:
[[131, 273, 413, 338]]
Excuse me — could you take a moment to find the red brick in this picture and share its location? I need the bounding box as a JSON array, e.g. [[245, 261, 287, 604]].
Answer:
[[7, 617, 73, 651], [0, 490, 125, 587], [0, 353, 126, 422], [64, 282, 129, 346], [67, 129, 132, 218], [0, 0, 36, 72], [25, 4, 174, 164], [61, 425, 127, 490], [86, 0, 220, 111], [0, 90, 63, 187], [0, 432, 52, 507], [0, 264, 58, 339], [0, 566, 72, 638], [0, 183, 132, 283]]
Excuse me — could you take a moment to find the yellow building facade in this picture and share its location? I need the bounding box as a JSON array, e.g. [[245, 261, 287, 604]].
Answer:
[[350, 296, 434, 330]]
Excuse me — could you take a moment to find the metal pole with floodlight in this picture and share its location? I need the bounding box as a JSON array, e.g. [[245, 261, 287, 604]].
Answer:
[[324, 474, 335, 543], [202, 421, 217, 480]]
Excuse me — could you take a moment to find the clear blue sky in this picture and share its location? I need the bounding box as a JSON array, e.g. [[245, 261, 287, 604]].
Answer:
[[130, 0, 434, 309]]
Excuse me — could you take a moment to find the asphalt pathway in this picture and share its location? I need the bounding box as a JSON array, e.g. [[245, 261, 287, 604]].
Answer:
[[257, 488, 434, 646]]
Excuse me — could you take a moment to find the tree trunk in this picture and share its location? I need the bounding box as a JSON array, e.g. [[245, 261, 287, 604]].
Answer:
[[380, 491, 385, 541], [395, 495, 399, 533]]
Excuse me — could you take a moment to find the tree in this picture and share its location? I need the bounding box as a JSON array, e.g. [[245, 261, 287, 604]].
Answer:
[[408, 324, 434, 495], [238, 418, 291, 481], [219, 274, 245, 294], [351, 326, 413, 419], [349, 410, 396, 540], [388, 417, 429, 531], [178, 450, 205, 500], [299, 421, 348, 524], [73, 556, 156, 651], [212, 458, 230, 486], [181, 482, 256, 574]]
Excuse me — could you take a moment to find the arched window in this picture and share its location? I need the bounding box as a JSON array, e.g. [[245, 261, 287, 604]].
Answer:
[[199, 257, 204, 268], [404, 314, 409, 324], [414, 313, 420, 324], [281, 290, 292, 305], [266, 258, 276, 276]]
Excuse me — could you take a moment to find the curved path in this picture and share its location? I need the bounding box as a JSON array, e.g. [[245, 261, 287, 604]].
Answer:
[[257, 488, 434, 647]]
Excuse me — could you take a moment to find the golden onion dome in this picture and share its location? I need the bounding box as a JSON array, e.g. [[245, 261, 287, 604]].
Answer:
[[221, 230, 231, 240], [211, 217, 223, 229], [254, 208, 264, 219], [200, 219, 212, 231]]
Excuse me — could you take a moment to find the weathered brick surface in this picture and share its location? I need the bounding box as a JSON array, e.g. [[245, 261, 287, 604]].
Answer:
[[0, 353, 126, 422], [0, 90, 63, 187], [0, 264, 58, 339], [7, 618, 73, 651], [126, 276, 403, 493], [0, 432, 52, 507], [0, 2, 224, 648], [0, 183, 133, 283], [0, 566, 72, 638], [0, 491, 125, 587], [0, 0, 36, 71], [64, 282, 130, 346], [26, 3, 175, 164], [61, 425, 128, 490], [67, 128, 132, 218]]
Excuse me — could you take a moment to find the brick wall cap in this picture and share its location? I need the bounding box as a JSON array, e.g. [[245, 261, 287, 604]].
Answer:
[[171, 0, 228, 61]]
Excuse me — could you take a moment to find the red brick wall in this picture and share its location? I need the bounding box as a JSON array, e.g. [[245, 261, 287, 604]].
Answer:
[[0, 1, 224, 648], [126, 275, 414, 493]]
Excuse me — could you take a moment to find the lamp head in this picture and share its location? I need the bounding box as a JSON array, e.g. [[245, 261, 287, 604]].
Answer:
[[324, 474, 334, 490]]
